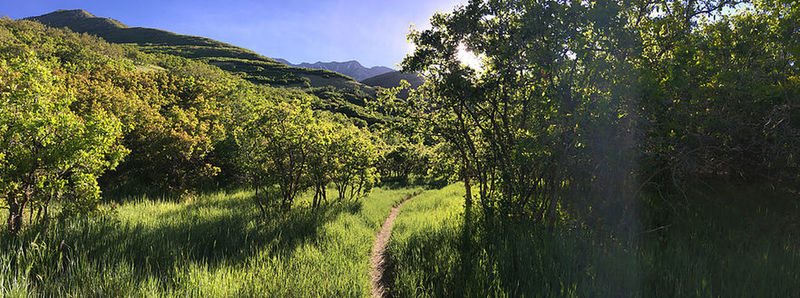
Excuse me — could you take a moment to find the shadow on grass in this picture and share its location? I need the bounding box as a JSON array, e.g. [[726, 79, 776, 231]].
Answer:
[[0, 190, 362, 294], [378, 176, 450, 190], [388, 184, 800, 297]]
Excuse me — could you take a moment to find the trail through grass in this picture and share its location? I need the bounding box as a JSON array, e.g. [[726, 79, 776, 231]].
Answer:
[[369, 195, 414, 298], [0, 186, 421, 297]]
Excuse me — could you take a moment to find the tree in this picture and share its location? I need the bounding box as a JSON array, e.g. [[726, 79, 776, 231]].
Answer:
[[330, 125, 379, 202], [236, 99, 316, 212], [0, 57, 127, 234], [307, 119, 335, 208]]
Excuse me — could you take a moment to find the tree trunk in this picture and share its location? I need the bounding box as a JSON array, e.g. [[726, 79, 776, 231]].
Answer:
[[6, 193, 24, 234], [464, 175, 473, 210], [547, 178, 560, 234], [313, 183, 323, 209], [254, 185, 266, 218]]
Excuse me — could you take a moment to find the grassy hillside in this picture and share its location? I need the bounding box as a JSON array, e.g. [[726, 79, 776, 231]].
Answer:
[[0, 186, 423, 296], [361, 71, 423, 89], [25, 9, 381, 118], [361, 71, 424, 99]]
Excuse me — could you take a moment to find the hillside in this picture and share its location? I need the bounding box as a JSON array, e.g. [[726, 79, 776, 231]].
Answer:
[[25, 10, 375, 92], [361, 71, 424, 89], [276, 59, 394, 81], [361, 71, 424, 99], [25, 9, 385, 123]]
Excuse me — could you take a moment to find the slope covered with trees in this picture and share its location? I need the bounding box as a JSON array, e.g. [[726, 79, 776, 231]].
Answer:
[[361, 71, 423, 89], [25, 9, 385, 123], [362, 71, 424, 99], [26, 10, 365, 88]]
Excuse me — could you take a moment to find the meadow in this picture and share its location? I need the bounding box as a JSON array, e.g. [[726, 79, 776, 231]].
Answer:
[[3, 181, 798, 297], [3, 1, 799, 297], [0, 186, 421, 297]]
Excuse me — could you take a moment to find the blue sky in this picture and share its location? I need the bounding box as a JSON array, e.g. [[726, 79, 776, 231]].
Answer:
[[3, 0, 465, 68]]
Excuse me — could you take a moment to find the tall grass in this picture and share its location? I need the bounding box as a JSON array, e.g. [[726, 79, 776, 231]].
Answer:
[[386, 183, 800, 297], [0, 186, 421, 297]]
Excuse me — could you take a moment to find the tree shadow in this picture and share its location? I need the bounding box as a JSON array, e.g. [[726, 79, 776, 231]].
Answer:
[[378, 176, 449, 190], [388, 182, 800, 297]]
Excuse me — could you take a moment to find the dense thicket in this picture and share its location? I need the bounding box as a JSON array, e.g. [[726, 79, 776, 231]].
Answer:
[[0, 18, 383, 233], [1, 18, 240, 195], [234, 96, 379, 213], [0, 56, 127, 233], [384, 0, 799, 231]]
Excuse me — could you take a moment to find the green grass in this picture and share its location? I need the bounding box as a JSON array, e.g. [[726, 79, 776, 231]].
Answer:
[[0, 186, 421, 297], [386, 183, 800, 297], [5, 182, 796, 297]]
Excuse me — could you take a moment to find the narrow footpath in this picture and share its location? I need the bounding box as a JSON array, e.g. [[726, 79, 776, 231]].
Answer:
[[369, 196, 411, 298]]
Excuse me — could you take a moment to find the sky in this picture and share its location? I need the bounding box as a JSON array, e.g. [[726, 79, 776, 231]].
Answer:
[[2, 0, 466, 68]]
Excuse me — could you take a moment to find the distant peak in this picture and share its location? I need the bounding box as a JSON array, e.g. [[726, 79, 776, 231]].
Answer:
[[271, 58, 393, 80], [311, 60, 362, 66]]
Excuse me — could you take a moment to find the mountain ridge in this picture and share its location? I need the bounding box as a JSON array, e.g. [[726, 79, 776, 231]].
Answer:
[[275, 59, 394, 81]]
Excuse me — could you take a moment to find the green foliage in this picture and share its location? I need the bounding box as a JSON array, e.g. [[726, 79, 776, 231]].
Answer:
[[0, 18, 248, 195], [1, 3, 797, 296], [389, 0, 800, 232], [329, 124, 380, 202], [235, 96, 381, 212], [0, 56, 127, 233], [236, 99, 319, 210], [0, 18, 385, 200], [67, 66, 237, 192], [375, 137, 434, 183]]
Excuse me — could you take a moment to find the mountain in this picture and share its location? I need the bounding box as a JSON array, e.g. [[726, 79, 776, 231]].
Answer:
[[277, 59, 394, 81], [25, 10, 375, 92]]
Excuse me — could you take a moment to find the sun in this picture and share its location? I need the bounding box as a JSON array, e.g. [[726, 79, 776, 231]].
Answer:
[[456, 43, 483, 71]]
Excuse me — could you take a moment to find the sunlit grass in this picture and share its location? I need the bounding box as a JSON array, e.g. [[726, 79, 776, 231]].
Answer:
[[0, 186, 421, 297]]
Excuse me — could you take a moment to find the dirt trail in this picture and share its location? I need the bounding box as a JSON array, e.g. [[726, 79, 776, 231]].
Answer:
[[370, 196, 411, 298]]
